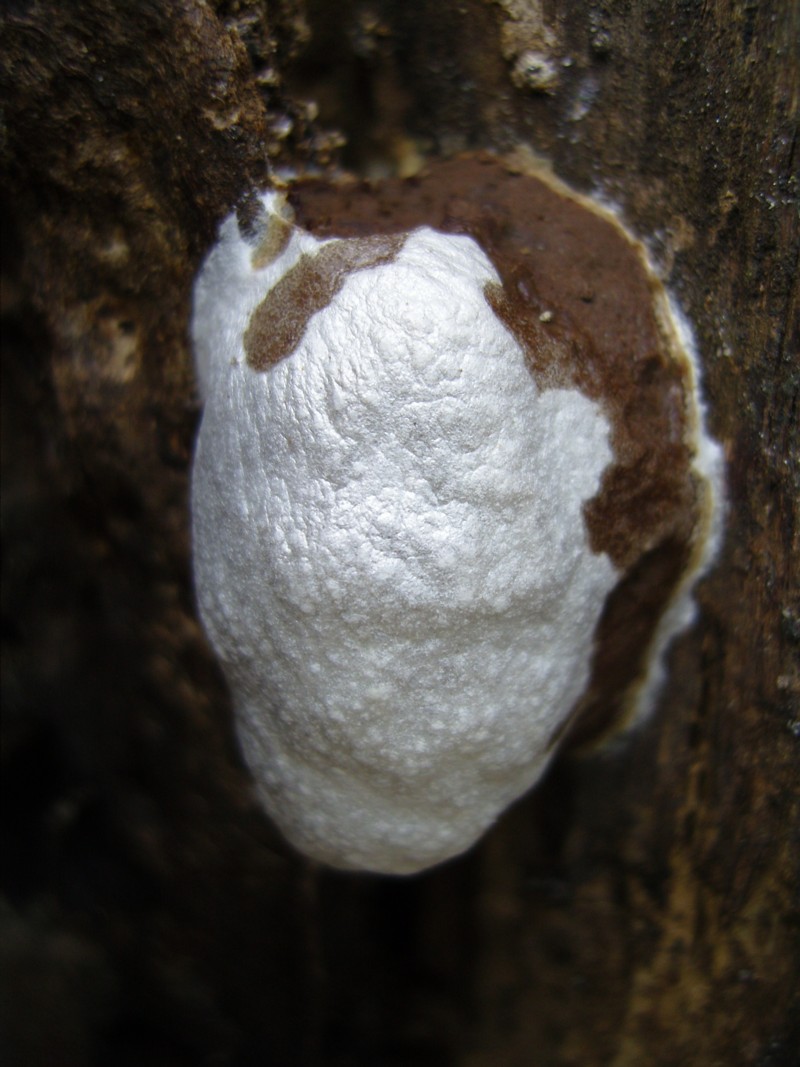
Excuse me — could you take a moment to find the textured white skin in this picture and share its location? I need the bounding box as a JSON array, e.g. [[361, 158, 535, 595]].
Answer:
[[191, 194, 618, 874]]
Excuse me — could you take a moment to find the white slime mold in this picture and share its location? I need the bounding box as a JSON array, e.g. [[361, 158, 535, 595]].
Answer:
[[190, 189, 717, 874]]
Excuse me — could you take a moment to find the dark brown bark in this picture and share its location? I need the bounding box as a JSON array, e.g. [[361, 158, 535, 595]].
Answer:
[[1, 2, 797, 1065]]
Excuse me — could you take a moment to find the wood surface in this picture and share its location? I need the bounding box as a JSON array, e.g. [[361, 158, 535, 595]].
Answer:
[[1, 2, 797, 1064]]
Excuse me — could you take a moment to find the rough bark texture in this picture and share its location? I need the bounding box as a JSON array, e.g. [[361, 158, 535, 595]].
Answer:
[[1, 2, 797, 1065]]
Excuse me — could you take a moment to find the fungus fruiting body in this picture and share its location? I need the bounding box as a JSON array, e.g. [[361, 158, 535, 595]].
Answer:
[[191, 157, 722, 875]]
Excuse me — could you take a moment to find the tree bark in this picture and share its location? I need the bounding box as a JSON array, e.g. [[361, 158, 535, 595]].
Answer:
[[1, 2, 797, 1065]]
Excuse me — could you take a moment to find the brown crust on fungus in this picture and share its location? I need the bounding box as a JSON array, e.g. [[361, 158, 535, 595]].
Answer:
[[286, 153, 705, 746], [251, 214, 294, 271], [244, 233, 405, 369]]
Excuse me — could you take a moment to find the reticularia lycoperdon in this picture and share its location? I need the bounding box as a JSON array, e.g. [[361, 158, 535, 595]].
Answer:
[[191, 157, 723, 875]]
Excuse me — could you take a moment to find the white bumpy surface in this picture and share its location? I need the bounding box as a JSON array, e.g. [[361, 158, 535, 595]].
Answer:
[[191, 193, 618, 874]]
